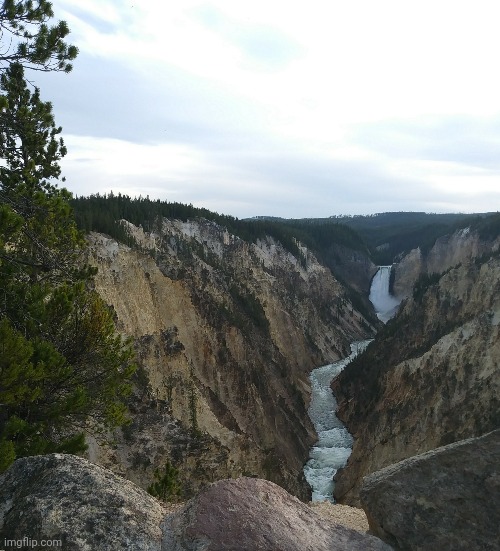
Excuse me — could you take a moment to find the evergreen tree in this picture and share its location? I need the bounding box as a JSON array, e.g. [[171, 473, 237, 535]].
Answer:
[[147, 462, 182, 502], [0, 0, 78, 73], [0, 64, 135, 472]]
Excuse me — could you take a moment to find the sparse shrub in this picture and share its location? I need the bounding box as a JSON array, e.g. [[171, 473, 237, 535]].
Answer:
[[147, 461, 182, 502]]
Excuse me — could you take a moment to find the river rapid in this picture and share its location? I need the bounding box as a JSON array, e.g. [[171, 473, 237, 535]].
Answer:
[[304, 266, 401, 502], [303, 340, 371, 501]]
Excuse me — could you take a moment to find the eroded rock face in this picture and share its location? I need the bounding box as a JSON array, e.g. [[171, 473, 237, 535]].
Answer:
[[360, 430, 500, 551], [87, 219, 377, 500], [393, 227, 500, 299], [333, 255, 500, 505], [163, 477, 392, 551], [0, 454, 166, 550]]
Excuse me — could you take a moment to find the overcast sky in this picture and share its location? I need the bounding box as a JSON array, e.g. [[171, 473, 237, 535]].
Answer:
[[34, 0, 500, 219]]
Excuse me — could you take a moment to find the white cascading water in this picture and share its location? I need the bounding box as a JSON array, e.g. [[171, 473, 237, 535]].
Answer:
[[304, 265, 401, 502], [369, 265, 401, 323], [303, 340, 370, 502]]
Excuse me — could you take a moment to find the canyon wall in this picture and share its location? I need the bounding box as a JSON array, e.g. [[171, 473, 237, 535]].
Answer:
[[86, 218, 376, 500], [333, 244, 500, 505], [392, 226, 500, 298]]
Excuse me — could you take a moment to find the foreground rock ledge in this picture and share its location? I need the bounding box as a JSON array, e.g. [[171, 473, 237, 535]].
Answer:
[[0, 454, 391, 551], [0, 454, 167, 550], [162, 477, 391, 550], [360, 429, 500, 551]]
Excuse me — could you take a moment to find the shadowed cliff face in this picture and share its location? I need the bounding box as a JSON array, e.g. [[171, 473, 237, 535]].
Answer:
[[333, 252, 500, 505], [86, 218, 376, 500]]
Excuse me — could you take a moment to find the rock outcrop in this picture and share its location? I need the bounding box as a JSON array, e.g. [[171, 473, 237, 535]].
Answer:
[[0, 454, 167, 550], [0, 454, 392, 551], [360, 430, 500, 551], [86, 219, 376, 500], [333, 253, 500, 505], [163, 477, 391, 551]]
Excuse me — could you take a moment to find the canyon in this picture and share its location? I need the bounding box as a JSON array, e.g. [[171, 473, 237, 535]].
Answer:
[[85, 218, 378, 500], [84, 215, 499, 511], [1, 209, 499, 549]]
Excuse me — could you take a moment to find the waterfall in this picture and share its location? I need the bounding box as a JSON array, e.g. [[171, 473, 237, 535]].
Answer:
[[369, 265, 401, 323]]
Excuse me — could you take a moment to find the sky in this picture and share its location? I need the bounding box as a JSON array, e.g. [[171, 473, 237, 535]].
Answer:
[[33, 0, 500, 219]]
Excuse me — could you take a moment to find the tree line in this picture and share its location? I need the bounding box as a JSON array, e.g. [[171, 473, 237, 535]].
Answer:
[[71, 193, 369, 265]]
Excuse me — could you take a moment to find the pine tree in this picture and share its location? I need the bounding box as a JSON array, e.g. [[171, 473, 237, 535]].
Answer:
[[147, 462, 182, 502], [0, 0, 78, 73], [0, 64, 135, 472]]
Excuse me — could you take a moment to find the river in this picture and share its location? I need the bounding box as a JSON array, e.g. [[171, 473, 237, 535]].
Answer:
[[303, 265, 401, 502]]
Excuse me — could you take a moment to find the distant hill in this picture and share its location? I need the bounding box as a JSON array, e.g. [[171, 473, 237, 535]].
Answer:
[[272, 212, 499, 264], [283, 212, 495, 265], [333, 212, 487, 263]]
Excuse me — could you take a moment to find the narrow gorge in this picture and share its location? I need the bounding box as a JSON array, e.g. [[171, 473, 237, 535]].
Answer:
[[84, 217, 378, 500], [304, 264, 401, 502], [2, 205, 499, 549], [82, 212, 500, 512]]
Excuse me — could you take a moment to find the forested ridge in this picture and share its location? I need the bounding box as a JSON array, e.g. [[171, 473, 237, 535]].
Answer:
[[72, 194, 498, 268], [71, 193, 370, 264]]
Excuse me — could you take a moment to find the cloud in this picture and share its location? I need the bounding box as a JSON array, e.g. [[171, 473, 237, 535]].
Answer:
[[36, 51, 269, 149], [351, 116, 500, 165], [193, 4, 304, 71], [34, 1, 500, 218]]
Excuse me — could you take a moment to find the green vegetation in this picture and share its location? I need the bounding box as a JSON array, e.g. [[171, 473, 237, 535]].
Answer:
[[0, 0, 78, 73], [72, 193, 305, 261], [334, 212, 481, 264], [73, 196, 497, 271], [147, 461, 182, 502], [0, 4, 134, 472], [281, 217, 369, 254], [260, 211, 499, 266], [468, 212, 500, 240]]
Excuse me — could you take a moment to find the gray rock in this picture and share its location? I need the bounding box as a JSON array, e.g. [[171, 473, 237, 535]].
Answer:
[[0, 454, 392, 550], [360, 429, 500, 551], [0, 454, 166, 550], [163, 477, 392, 550]]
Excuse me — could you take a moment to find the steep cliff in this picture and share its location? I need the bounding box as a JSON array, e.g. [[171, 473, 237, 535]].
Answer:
[[393, 224, 500, 298], [87, 218, 376, 500], [333, 250, 500, 505]]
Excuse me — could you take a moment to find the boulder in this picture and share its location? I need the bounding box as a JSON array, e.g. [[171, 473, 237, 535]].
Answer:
[[163, 477, 392, 550], [360, 429, 500, 551], [0, 453, 166, 550], [0, 454, 392, 550]]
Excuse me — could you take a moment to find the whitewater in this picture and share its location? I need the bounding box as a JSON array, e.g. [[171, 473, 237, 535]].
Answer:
[[303, 340, 371, 501], [369, 265, 401, 323], [304, 265, 401, 501]]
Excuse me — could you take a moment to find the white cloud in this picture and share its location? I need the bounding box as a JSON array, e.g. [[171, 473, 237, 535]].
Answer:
[[41, 0, 500, 217]]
